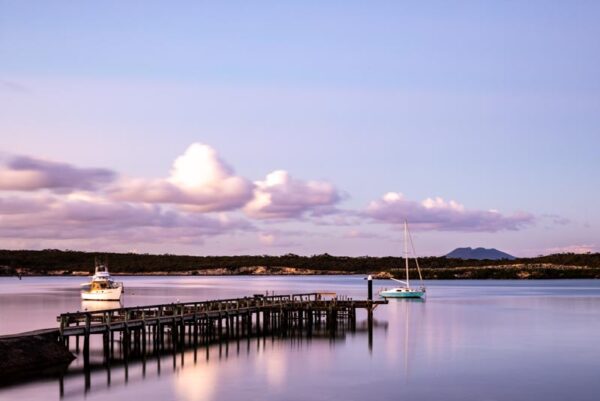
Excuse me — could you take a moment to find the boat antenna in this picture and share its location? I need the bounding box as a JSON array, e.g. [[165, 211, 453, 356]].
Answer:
[[406, 221, 425, 286]]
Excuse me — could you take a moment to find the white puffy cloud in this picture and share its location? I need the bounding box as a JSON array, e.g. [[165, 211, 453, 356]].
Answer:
[[0, 156, 115, 192], [112, 143, 254, 212], [244, 170, 341, 219], [366, 192, 534, 232]]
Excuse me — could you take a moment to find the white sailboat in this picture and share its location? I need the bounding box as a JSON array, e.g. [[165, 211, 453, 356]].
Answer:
[[379, 220, 426, 299], [81, 262, 124, 301]]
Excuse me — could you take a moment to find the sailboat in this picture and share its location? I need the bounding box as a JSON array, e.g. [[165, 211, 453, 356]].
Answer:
[[379, 220, 426, 299]]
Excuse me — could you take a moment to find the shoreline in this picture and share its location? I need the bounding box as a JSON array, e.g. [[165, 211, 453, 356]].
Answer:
[[2, 264, 600, 279], [2, 249, 600, 280]]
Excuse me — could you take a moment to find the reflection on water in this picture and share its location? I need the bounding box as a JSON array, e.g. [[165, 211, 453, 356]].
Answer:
[[81, 300, 122, 312], [57, 319, 380, 400], [1, 277, 600, 401]]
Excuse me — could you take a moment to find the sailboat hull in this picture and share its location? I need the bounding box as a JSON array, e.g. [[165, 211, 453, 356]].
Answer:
[[379, 289, 425, 299]]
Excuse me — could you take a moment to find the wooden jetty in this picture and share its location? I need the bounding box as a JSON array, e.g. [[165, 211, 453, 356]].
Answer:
[[57, 292, 387, 364]]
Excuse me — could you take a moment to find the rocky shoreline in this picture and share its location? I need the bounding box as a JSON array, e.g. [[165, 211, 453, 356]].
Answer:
[[2, 263, 600, 279]]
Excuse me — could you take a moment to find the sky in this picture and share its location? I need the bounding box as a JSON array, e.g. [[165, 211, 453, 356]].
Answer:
[[1, 1, 599, 257]]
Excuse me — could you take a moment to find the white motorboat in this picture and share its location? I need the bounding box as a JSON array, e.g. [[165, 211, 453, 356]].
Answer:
[[81, 262, 123, 301]]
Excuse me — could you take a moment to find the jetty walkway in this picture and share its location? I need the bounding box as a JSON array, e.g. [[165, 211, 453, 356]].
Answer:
[[57, 292, 387, 362]]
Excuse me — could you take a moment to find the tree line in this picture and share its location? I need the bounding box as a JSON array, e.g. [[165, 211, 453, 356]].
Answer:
[[1, 249, 599, 275]]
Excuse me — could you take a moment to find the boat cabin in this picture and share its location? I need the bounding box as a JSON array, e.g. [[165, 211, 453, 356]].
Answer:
[[90, 281, 111, 291]]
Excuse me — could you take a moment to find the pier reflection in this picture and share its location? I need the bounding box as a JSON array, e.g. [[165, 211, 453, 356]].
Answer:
[[59, 317, 387, 399]]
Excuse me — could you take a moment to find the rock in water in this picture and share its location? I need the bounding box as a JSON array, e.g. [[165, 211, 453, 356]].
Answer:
[[0, 329, 75, 384]]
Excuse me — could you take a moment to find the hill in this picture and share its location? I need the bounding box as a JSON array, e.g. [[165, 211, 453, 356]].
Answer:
[[445, 247, 515, 260]]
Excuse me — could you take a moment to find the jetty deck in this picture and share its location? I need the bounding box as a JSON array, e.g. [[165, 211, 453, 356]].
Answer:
[[57, 292, 387, 363]]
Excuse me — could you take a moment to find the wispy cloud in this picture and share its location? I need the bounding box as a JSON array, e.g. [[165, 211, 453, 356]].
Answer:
[[366, 192, 534, 232], [257, 232, 300, 248], [545, 244, 597, 254], [0, 79, 30, 94], [0, 193, 252, 243], [0, 156, 116, 192], [541, 213, 571, 226], [344, 229, 387, 239], [0, 195, 51, 214]]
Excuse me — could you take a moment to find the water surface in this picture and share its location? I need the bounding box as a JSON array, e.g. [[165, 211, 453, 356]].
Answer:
[[1, 276, 599, 401]]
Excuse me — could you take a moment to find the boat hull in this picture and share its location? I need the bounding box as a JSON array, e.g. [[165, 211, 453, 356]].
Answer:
[[379, 290, 425, 299], [81, 286, 123, 301]]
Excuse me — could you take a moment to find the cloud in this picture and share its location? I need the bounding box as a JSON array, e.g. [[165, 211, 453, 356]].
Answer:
[[112, 143, 254, 212], [0, 195, 51, 214], [541, 213, 570, 226], [0, 193, 252, 243], [0, 143, 543, 253], [244, 170, 342, 219], [0, 156, 116, 192], [545, 244, 597, 254], [366, 192, 534, 232], [0, 79, 30, 93], [344, 229, 387, 239], [258, 233, 276, 246], [256, 232, 300, 248]]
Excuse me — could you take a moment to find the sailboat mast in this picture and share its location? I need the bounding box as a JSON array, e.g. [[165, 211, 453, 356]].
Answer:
[[404, 220, 409, 287], [407, 224, 425, 287]]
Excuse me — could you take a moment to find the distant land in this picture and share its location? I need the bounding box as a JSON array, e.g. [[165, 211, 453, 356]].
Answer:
[[0, 249, 599, 279], [445, 247, 516, 260]]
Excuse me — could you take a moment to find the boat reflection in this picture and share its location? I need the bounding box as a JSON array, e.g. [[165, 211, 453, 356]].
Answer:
[[81, 300, 122, 312], [382, 296, 426, 383]]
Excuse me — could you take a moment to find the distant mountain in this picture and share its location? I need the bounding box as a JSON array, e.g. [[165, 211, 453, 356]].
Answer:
[[445, 247, 515, 260]]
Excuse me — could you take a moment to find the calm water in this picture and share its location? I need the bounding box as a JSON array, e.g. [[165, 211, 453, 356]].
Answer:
[[1, 276, 600, 401]]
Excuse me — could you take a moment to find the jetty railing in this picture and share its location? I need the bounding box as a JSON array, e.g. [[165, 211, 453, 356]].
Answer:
[[57, 292, 387, 364]]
